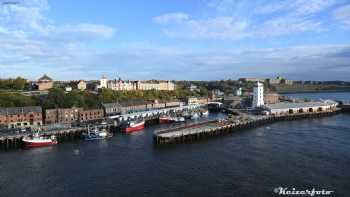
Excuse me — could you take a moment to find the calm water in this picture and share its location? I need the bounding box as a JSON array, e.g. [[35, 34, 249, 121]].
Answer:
[[1, 92, 350, 197]]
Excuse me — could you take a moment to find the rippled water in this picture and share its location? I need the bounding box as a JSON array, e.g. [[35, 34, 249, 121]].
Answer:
[[0, 92, 349, 197]]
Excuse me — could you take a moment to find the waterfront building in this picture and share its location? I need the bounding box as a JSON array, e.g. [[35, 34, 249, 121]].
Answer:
[[37, 74, 54, 91], [265, 100, 338, 115], [264, 93, 280, 104], [103, 100, 181, 116], [45, 107, 82, 124], [252, 82, 264, 108], [103, 100, 153, 115], [0, 106, 43, 129], [77, 80, 87, 91], [45, 107, 104, 124], [78, 109, 104, 123]]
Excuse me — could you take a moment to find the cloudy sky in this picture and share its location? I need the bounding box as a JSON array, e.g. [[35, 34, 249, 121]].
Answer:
[[0, 0, 350, 81]]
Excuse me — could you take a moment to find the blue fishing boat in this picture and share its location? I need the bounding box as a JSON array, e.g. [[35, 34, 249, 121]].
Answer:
[[81, 125, 112, 141]]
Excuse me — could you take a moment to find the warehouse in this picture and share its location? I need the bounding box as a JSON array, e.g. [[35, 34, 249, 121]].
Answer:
[[265, 100, 338, 115]]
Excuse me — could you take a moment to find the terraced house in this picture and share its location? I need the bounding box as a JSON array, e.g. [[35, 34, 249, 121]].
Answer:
[[0, 106, 43, 129]]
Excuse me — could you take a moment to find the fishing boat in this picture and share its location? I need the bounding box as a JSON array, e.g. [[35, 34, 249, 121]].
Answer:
[[173, 116, 185, 122], [159, 116, 185, 124], [22, 133, 58, 148], [81, 126, 112, 140], [121, 120, 145, 133], [159, 116, 174, 124]]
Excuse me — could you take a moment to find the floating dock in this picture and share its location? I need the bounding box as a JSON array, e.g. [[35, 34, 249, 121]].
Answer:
[[153, 109, 341, 145]]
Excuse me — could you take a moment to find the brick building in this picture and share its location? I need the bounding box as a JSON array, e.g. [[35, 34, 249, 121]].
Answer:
[[37, 74, 54, 91], [45, 107, 104, 124], [264, 93, 280, 104], [79, 109, 104, 123], [0, 106, 43, 129], [45, 107, 82, 124]]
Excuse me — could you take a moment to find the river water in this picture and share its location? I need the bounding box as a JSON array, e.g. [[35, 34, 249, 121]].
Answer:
[[0, 92, 349, 197]]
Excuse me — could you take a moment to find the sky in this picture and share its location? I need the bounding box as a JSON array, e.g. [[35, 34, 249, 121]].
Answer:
[[0, 0, 350, 81]]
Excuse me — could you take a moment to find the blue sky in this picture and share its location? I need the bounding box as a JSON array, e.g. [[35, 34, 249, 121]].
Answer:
[[0, 0, 350, 81]]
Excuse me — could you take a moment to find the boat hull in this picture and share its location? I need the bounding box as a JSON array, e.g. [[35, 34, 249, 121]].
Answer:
[[23, 140, 57, 148], [159, 117, 173, 124], [122, 121, 145, 133]]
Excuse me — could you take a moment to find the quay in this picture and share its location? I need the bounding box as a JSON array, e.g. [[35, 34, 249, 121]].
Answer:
[[153, 109, 341, 145], [0, 104, 203, 151]]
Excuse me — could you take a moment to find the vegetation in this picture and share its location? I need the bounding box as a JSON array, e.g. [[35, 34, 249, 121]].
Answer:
[[0, 77, 27, 90], [0, 92, 36, 107], [0, 86, 201, 110]]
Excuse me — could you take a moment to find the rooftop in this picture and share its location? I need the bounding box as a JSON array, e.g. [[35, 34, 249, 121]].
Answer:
[[0, 106, 42, 115], [38, 74, 53, 82], [266, 101, 337, 110]]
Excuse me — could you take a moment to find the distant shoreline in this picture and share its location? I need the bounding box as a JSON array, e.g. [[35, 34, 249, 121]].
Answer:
[[278, 90, 350, 94]]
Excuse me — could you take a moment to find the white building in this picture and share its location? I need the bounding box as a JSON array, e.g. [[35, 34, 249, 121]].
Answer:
[[99, 76, 108, 89], [235, 87, 242, 96], [65, 86, 72, 92], [252, 82, 264, 108]]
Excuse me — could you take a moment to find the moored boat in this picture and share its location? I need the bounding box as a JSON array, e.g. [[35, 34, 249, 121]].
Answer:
[[22, 133, 58, 148], [81, 126, 112, 140], [159, 116, 174, 124], [159, 115, 185, 124], [121, 120, 145, 133]]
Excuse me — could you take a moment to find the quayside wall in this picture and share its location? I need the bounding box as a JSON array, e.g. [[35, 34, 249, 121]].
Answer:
[[154, 109, 341, 145]]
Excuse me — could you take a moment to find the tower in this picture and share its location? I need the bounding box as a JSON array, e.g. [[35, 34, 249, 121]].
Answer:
[[252, 82, 264, 108], [100, 76, 108, 88]]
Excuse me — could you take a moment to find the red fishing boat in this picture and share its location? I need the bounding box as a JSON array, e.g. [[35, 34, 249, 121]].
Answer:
[[121, 120, 145, 133], [22, 133, 58, 148], [159, 116, 174, 124]]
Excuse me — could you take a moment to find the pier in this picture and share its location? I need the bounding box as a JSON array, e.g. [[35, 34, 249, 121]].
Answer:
[[153, 109, 341, 145]]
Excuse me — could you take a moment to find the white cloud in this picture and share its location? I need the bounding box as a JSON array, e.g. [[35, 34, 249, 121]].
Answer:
[[152, 12, 189, 24], [255, 0, 337, 15], [294, 0, 337, 15], [255, 16, 324, 37], [334, 4, 350, 27], [154, 0, 344, 40], [0, 0, 116, 79], [162, 16, 250, 40]]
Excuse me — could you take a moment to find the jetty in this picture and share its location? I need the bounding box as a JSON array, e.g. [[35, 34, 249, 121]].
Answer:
[[153, 108, 341, 145]]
